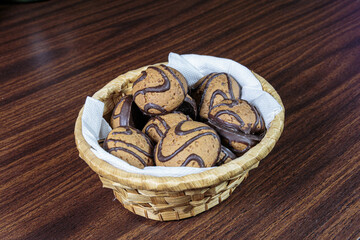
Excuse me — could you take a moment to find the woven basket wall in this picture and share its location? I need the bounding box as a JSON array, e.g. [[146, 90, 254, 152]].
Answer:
[[74, 63, 285, 221]]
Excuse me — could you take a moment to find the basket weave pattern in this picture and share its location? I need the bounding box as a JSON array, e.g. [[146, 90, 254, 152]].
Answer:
[[74, 63, 284, 221], [101, 170, 250, 221]]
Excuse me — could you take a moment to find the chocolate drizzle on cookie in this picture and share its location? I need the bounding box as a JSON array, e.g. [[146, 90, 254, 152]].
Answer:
[[106, 138, 152, 158], [209, 99, 265, 135], [197, 73, 223, 113], [104, 127, 153, 168], [156, 121, 220, 167], [143, 103, 167, 114], [207, 121, 262, 156], [112, 127, 133, 135], [133, 66, 170, 99], [111, 96, 133, 127], [143, 112, 192, 143], [106, 146, 148, 167], [214, 145, 236, 166], [161, 64, 187, 97], [193, 72, 241, 120], [144, 115, 171, 139], [111, 95, 148, 130], [133, 71, 147, 86], [250, 105, 265, 134], [181, 154, 205, 167], [209, 89, 229, 108], [210, 108, 246, 131], [132, 64, 188, 115]]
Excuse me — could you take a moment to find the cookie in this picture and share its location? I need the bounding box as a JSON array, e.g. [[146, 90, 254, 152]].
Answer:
[[192, 72, 241, 120], [214, 145, 237, 166], [176, 94, 197, 120], [208, 122, 263, 156], [142, 112, 191, 143], [132, 64, 188, 115], [208, 99, 265, 134], [154, 121, 221, 167], [103, 126, 154, 169], [110, 95, 147, 129]]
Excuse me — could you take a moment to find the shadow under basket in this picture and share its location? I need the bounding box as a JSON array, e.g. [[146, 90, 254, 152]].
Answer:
[[74, 63, 285, 221]]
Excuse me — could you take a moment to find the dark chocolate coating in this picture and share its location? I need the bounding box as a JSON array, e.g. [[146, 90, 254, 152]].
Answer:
[[176, 94, 197, 119], [214, 145, 237, 166], [111, 95, 148, 130], [207, 121, 263, 157]]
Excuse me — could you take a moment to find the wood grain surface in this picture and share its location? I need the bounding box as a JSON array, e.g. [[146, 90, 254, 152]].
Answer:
[[1, 0, 359, 239]]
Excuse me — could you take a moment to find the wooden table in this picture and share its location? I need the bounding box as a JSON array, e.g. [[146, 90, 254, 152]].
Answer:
[[1, 0, 359, 239]]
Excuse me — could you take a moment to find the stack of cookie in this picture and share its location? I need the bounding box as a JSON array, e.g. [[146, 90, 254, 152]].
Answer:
[[103, 64, 265, 169]]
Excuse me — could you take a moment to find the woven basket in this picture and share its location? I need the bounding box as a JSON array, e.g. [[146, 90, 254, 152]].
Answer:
[[74, 62, 285, 221]]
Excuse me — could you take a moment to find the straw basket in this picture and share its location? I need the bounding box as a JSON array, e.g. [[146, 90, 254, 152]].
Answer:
[[74, 62, 285, 221]]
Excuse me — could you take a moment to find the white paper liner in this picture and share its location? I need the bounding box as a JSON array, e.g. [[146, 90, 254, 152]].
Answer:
[[81, 53, 282, 177]]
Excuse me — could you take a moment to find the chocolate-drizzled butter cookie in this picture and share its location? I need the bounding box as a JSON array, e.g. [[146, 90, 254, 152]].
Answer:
[[110, 95, 147, 129], [208, 99, 265, 134], [214, 145, 237, 166], [192, 73, 241, 120], [143, 112, 191, 143], [132, 64, 188, 115], [103, 126, 154, 169], [154, 121, 221, 167], [176, 94, 197, 119]]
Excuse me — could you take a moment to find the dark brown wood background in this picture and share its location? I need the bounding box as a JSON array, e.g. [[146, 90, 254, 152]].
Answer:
[[1, 0, 359, 239]]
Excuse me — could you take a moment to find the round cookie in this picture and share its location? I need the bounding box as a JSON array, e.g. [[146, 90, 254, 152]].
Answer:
[[103, 126, 154, 169], [110, 95, 147, 129], [192, 72, 241, 120], [132, 64, 188, 115], [142, 112, 191, 143], [154, 121, 221, 167], [208, 122, 263, 156], [208, 99, 265, 134], [214, 145, 237, 166], [176, 94, 197, 120]]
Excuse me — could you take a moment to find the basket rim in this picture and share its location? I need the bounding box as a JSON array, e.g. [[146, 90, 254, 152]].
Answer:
[[74, 62, 285, 192]]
